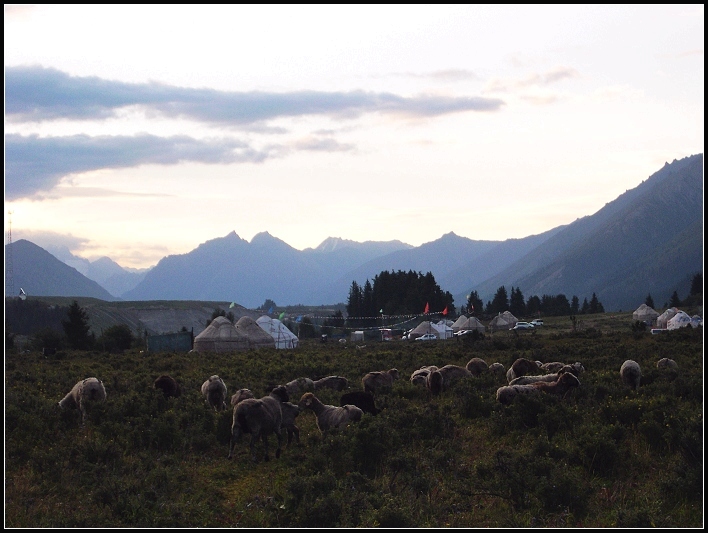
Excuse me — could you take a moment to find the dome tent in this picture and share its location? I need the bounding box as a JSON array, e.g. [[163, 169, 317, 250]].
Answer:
[[235, 316, 276, 349], [667, 310, 693, 330], [256, 315, 299, 349], [656, 307, 679, 329], [193, 316, 249, 353], [452, 315, 485, 333], [410, 320, 437, 339], [633, 303, 659, 324]]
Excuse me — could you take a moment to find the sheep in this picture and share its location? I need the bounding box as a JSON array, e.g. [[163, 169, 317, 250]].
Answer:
[[427, 364, 472, 395], [154, 374, 181, 398], [506, 357, 542, 383], [509, 373, 564, 386], [299, 392, 363, 434], [201, 375, 228, 411], [410, 365, 438, 387], [231, 388, 255, 407], [465, 357, 489, 376], [340, 390, 380, 415], [362, 368, 400, 395], [229, 387, 286, 462], [58, 377, 107, 423], [496, 372, 581, 405], [620, 360, 641, 390], [540, 361, 565, 373], [313, 375, 349, 392], [284, 377, 316, 397], [657, 358, 678, 371], [231, 387, 301, 446], [489, 362, 505, 375]]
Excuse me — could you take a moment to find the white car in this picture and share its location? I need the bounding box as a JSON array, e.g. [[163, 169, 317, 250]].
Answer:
[[530, 319, 544, 327], [512, 322, 535, 330], [415, 333, 438, 341]]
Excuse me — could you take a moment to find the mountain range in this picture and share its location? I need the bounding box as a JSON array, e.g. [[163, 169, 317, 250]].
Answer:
[[5, 154, 703, 312]]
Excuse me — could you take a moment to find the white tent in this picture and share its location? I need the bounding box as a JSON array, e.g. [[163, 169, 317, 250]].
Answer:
[[256, 315, 299, 349], [431, 320, 454, 339], [690, 315, 703, 328], [452, 315, 485, 333], [236, 316, 276, 349], [656, 307, 679, 329], [410, 321, 437, 339], [489, 313, 512, 332], [193, 316, 249, 353], [667, 311, 693, 330], [633, 303, 660, 324], [501, 311, 519, 327]]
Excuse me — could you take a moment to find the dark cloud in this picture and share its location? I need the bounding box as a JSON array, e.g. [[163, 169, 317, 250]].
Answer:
[[5, 133, 273, 200], [6, 66, 504, 125]]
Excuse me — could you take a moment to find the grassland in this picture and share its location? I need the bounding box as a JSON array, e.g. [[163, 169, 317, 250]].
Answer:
[[5, 312, 703, 527]]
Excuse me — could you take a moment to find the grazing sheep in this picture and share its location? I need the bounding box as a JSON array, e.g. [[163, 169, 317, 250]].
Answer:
[[540, 361, 565, 373], [313, 375, 349, 391], [340, 390, 380, 415], [229, 387, 286, 462], [58, 377, 107, 422], [496, 372, 581, 405], [154, 375, 181, 398], [620, 360, 642, 390], [509, 373, 563, 386], [410, 365, 438, 387], [201, 375, 228, 411], [465, 357, 489, 376], [362, 368, 400, 395], [657, 358, 678, 371], [231, 388, 255, 407], [489, 362, 505, 375], [299, 392, 363, 434], [427, 364, 472, 395], [231, 387, 301, 446], [284, 377, 316, 397], [506, 358, 542, 383]]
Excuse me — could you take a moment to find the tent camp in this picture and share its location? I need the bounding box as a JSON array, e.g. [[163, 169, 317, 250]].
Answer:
[[256, 316, 299, 349], [452, 315, 485, 334], [192, 316, 249, 353], [633, 304, 660, 324], [431, 320, 453, 339], [235, 316, 276, 349], [489, 311, 518, 332], [656, 307, 679, 329], [667, 311, 693, 330]]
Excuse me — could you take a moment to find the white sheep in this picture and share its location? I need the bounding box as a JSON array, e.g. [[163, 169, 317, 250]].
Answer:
[[58, 377, 107, 423], [298, 392, 363, 434], [509, 363, 584, 386], [231, 388, 255, 407], [506, 358, 542, 383], [427, 364, 472, 395], [362, 368, 400, 395], [496, 372, 581, 405], [489, 362, 506, 375], [284, 377, 316, 397], [465, 357, 489, 376], [313, 375, 349, 392], [657, 358, 678, 371], [410, 365, 438, 386], [620, 360, 641, 390], [201, 375, 228, 411], [539, 361, 565, 373], [229, 387, 287, 462]]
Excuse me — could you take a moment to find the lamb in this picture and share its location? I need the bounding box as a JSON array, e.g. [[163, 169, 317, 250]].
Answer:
[[362, 368, 400, 395], [427, 364, 472, 395], [340, 390, 380, 415], [201, 375, 228, 411], [620, 360, 641, 390], [154, 374, 181, 398], [657, 358, 678, 371], [506, 357, 542, 383], [299, 392, 363, 434], [284, 377, 316, 397], [58, 377, 107, 422], [231, 387, 301, 446], [465, 357, 489, 376], [313, 375, 349, 392], [496, 372, 581, 405], [228, 387, 287, 462], [410, 365, 438, 387]]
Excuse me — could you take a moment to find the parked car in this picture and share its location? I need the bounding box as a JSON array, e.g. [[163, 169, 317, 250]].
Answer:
[[530, 319, 544, 327], [454, 330, 471, 337], [415, 333, 438, 341], [512, 322, 535, 330]]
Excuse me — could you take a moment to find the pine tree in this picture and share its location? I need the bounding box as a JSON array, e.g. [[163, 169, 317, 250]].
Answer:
[[645, 293, 655, 308], [62, 300, 93, 350]]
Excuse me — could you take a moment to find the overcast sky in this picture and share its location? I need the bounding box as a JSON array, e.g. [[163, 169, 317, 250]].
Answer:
[[5, 5, 704, 269]]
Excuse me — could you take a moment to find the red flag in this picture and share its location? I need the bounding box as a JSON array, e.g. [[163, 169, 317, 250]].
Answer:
[[424, 302, 430, 314], [442, 306, 448, 316]]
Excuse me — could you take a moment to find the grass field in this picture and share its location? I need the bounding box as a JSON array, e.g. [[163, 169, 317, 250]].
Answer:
[[5, 312, 704, 527]]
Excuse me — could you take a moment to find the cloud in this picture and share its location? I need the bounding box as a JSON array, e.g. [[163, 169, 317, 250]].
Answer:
[[485, 66, 580, 94], [5, 66, 504, 125], [391, 69, 481, 82], [5, 133, 273, 200], [291, 137, 356, 152]]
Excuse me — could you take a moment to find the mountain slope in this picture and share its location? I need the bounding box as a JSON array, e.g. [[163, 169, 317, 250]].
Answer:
[[5, 239, 119, 301]]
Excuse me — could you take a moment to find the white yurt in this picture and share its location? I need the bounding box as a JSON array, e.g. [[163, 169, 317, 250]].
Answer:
[[452, 315, 486, 334], [193, 316, 249, 353], [632, 303, 660, 324], [235, 316, 276, 349], [431, 320, 453, 339], [256, 316, 299, 349], [667, 311, 692, 330], [656, 307, 679, 329]]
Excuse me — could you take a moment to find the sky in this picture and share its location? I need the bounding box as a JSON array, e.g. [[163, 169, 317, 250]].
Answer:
[[4, 5, 704, 270]]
